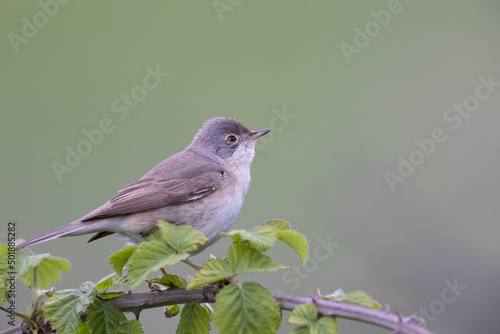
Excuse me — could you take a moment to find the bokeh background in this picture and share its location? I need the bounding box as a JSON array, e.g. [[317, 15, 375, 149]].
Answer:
[[2, 1, 499, 333]]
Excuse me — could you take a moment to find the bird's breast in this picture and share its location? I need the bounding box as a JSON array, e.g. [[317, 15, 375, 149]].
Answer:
[[195, 165, 250, 241]]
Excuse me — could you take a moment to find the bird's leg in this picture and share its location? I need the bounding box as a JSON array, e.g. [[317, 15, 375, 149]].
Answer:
[[182, 258, 202, 271]]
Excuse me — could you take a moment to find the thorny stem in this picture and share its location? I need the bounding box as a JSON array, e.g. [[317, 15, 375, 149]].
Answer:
[[0, 287, 433, 334]]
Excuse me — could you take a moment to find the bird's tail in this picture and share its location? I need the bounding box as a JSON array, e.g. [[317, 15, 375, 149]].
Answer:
[[15, 220, 91, 250]]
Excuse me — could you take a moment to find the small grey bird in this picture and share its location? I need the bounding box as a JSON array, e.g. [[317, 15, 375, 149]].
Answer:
[[16, 117, 270, 254]]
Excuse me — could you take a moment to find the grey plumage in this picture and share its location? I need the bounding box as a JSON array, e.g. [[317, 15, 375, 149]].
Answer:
[[16, 117, 270, 253]]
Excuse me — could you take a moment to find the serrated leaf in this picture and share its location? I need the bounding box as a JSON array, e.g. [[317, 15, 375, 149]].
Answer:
[[176, 303, 210, 334], [264, 219, 291, 230], [117, 320, 143, 334], [222, 226, 277, 252], [96, 273, 115, 292], [145, 231, 164, 242], [165, 304, 181, 318], [310, 316, 337, 334], [20, 256, 70, 289], [214, 282, 281, 334], [109, 246, 137, 276], [187, 259, 231, 290], [343, 291, 381, 310], [88, 299, 143, 334], [43, 282, 95, 334], [97, 291, 126, 300], [2, 250, 42, 277], [324, 290, 380, 310], [78, 321, 91, 334], [128, 241, 188, 290], [1, 250, 70, 290], [158, 221, 208, 253], [203, 303, 214, 323], [290, 326, 310, 334], [151, 274, 187, 289], [113, 268, 129, 286], [228, 242, 287, 275], [276, 229, 309, 264], [0, 250, 38, 278], [289, 303, 318, 325]]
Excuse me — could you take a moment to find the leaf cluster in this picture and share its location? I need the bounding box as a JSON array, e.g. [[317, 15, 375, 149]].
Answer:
[[0, 220, 385, 334]]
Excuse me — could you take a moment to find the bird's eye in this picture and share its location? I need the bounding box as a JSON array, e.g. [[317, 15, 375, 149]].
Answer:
[[226, 135, 238, 143]]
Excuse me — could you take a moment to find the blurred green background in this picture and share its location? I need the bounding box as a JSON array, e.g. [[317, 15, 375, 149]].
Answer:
[[1, 1, 499, 333]]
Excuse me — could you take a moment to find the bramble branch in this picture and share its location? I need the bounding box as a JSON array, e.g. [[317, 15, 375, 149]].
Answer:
[[105, 287, 433, 334], [275, 293, 431, 334], [0, 286, 433, 334]]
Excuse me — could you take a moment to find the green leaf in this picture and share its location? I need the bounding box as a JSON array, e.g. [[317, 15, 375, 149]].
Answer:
[[310, 316, 337, 334], [0, 250, 41, 279], [43, 282, 95, 334], [88, 298, 144, 334], [203, 303, 214, 323], [97, 291, 126, 300], [264, 219, 291, 230], [20, 256, 70, 289], [109, 246, 137, 276], [0, 248, 29, 277], [11, 251, 45, 277], [0, 276, 6, 303], [290, 326, 311, 334], [176, 303, 210, 334], [289, 303, 318, 326], [261, 220, 309, 263], [158, 221, 208, 253], [0, 244, 8, 258], [324, 290, 381, 310], [276, 229, 309, 264], [187, 259, 231, 290], [117, 320, 143, 334], [1, 250, 71, 290], [78, 321, 91, 334], [113, 269, 129, 286], [214, 282, 281, 334], [222, 226, 277, 252], [96, 273, 115, 292], [165, 304, 181, 318], [228, 242, 287, 275], [151, 274, 187, 289], [344, 291, 381, 310], [128, 241, 188, 290]]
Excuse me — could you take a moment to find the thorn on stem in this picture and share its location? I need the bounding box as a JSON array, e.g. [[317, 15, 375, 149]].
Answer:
[[132, 310, 141, 320]]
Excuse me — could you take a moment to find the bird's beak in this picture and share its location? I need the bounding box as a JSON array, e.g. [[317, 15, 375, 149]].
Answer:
[[247, 129, 271, 141]]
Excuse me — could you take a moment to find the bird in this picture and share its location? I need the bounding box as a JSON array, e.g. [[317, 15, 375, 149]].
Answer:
[[16, 117, 270, 255]]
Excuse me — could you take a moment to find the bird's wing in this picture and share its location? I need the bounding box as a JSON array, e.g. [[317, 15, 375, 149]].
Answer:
[[81, 171, 223, 221]]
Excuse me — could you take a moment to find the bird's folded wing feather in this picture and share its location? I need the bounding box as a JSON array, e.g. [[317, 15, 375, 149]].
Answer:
[[81, 171, 223, 221]]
